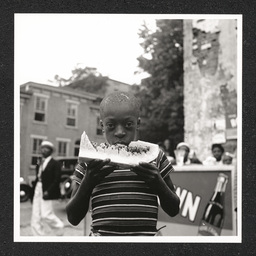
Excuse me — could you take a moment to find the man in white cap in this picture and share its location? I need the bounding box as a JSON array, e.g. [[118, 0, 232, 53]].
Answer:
[[174, 142, 202, 165], [31, 141, 64, 236]]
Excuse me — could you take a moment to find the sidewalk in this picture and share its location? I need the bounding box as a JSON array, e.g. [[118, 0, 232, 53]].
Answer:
[[20, 200, 84, 236]]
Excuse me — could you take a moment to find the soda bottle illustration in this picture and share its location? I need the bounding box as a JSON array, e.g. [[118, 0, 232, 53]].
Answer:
[[198, 173, 228, 236]]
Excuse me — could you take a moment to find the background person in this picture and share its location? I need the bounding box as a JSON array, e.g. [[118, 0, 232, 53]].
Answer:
[[203, 143, 225, 165], [163, 139, 172, 156], [173, 142, 202, 165], [222, 152, 234, 165], [212, 143, 225, 163], [31, 141, 64, 236], [159, 140, 175, 163]]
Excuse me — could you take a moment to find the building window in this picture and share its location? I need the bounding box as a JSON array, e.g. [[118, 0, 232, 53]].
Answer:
[[66, 102, 78, 127], [90, 107, 102, 136], [34, 96, 47, 122], [31, 136, 46, 165], [58, 141, 68, 157], [74, 139, 80, 156], [56, 138, 70, 157]]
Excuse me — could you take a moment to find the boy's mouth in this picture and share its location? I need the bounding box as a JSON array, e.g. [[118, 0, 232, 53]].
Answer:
[[114, 141, 127, 146]]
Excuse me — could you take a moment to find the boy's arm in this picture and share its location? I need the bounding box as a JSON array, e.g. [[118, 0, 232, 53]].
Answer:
[[131, 163, 180, 217], [66, 159, 116, 226], [156, 174, 180, 217], [66, 168, 94, 226]]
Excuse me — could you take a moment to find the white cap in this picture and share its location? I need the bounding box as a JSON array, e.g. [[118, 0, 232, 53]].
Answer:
[[224, 152, 235, 158], [41, 141, 54, 150], [176, 142, 190, 151]]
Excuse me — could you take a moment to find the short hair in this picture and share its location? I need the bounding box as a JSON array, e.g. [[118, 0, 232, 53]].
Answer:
[[211, 143, 224, 153], [100, 91, 141, 118]]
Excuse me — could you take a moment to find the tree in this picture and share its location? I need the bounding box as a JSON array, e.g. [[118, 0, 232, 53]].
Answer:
[[53, 65, 109, 96], [136, 19, 184, 152]]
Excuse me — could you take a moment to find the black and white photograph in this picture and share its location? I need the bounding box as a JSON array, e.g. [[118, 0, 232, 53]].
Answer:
[[14, 14, 242, 243]]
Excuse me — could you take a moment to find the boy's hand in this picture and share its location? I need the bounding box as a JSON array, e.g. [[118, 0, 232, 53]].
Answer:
[[131, 162, 162, 189], [86, 158, 116, 186]]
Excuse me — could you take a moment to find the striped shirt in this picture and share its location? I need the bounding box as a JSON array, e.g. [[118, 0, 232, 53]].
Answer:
[[73, 149, 174, 236]]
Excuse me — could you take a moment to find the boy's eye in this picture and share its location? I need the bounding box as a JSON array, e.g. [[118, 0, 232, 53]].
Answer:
[[106, 123, 115, 129], [126, 122, 133, 128]]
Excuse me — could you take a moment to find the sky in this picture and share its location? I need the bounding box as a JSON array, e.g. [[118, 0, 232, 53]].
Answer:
[[15, 14, 240, 88], [15, 14, 159, 87]]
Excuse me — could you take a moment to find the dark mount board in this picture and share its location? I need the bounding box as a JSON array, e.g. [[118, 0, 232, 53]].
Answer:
[[0, 1, 255, 256]]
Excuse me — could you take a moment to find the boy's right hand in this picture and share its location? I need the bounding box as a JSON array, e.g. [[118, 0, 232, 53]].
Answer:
[[85, 158, 116, 186]]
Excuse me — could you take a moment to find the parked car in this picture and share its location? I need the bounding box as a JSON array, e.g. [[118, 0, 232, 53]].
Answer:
[[20, 157, 78, 202], [56, 156, 78, 199], [20, 177, 33, 202]]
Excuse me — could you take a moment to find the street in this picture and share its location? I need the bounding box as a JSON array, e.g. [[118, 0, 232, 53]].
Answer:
[[20, 199, 84, 236]]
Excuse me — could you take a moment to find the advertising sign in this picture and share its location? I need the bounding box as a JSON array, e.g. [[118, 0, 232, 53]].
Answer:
[[157, 165, 235, 236]]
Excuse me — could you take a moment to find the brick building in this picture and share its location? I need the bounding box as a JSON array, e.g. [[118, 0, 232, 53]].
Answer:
[[183, 19, 238, 160], [20, 82, 105, 181]]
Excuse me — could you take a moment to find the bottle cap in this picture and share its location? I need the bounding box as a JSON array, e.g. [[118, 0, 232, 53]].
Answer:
[[218, 173, 228, 179]]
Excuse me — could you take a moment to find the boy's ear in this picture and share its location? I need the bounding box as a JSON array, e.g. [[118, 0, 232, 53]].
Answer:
[[137, 117, 141, 128], [100, 120, 104, 132]]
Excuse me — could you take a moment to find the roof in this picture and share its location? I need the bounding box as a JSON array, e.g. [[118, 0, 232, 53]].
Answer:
[[20, 90, 32, 99], [20, 82, 103, 101], [107, 78, 131, 86]]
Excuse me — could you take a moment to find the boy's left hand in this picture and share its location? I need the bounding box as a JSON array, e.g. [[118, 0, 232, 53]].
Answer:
[[131, 162, 162, 189]]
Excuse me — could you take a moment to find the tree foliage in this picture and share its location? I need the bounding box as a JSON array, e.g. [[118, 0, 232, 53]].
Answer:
[[136, 19, 184, 150], [53, 65, 109, 95]]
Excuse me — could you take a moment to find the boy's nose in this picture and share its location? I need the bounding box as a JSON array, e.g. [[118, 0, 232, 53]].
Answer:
[[115, 125, 125, 137]]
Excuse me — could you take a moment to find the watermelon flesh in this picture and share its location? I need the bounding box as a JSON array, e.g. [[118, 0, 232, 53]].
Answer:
[[78, 131, 159, 167]]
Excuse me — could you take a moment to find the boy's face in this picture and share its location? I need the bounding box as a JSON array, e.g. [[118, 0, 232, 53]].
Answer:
[[100, 102, 140, 146]]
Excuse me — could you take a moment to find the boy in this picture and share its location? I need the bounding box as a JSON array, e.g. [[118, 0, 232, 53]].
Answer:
[[66, 91, 180, 236]]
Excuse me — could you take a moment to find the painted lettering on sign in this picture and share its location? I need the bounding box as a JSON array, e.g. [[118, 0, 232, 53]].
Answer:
[[175, 186, 201, 222]]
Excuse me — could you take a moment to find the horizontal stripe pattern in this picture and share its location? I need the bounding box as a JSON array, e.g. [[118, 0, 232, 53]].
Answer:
[[71, 163, 86, 185], [96, 230, 156, 236], [90, 149, 173, 236], [72, 149, 174, 235]]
